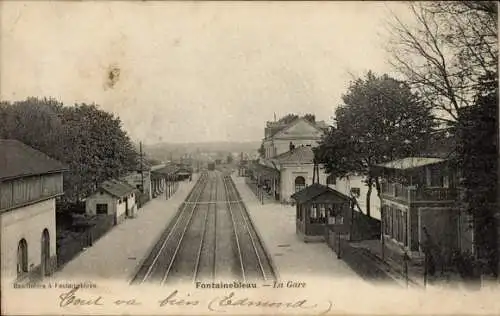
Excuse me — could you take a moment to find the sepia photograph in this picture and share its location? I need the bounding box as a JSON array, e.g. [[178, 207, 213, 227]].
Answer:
[[1, 1, 499, 315]]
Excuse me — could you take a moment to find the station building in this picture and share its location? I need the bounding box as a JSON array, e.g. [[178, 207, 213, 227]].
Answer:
[[249, 116, 381, 215], [0, 140, 67, 281], [85, 179, 138, 223]]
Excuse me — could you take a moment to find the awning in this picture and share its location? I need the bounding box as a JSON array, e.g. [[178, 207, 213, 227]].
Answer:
[[249, 162, 279, 177]]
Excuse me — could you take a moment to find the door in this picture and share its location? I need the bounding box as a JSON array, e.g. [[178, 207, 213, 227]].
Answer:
[[41, 229, 50, 276]]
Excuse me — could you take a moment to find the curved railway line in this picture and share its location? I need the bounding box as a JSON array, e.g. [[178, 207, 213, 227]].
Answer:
[[131, 170, 275, 285]]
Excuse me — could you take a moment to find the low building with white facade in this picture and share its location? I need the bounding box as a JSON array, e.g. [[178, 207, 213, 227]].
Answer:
[[0, 140, 67, 282], [85, 179, 137, 223], [251, 116, 381, 217]]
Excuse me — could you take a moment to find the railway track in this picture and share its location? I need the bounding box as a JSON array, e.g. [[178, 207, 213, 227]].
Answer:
[[222, 173, 275, 282], [132, 170, 275, 285], [131, 172, 209, 285]]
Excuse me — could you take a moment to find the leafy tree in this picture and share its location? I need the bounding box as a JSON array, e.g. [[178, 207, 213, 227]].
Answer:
[[314, 72, 436, 216], [456, 72, 498, 277], [389, 1, 499, 277], [0, 98, 139, 206], [387, 2, 498, 125]]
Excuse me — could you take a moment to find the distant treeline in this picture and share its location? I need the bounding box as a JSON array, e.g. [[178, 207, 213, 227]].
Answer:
[[0, 97, 139, 205]]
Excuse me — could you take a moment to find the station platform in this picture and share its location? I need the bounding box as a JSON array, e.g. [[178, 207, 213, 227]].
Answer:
[[52, 175, 198, 282], [231, 175, 364, 282]]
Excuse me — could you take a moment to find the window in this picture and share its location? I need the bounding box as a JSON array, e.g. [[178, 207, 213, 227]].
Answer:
[[96, 203, 108, 215], [17, 239, 28, 277], [310, 204, 317, 219], [319, 204, 326, 219], [350, 188, 361, 198], [294, 176, 306, 192], [328, 206, 343, 225], [388, 206, 393, 236], [310, 204, 327, 224], [430, 166, 444, 187], [326, 174, 336, 185]]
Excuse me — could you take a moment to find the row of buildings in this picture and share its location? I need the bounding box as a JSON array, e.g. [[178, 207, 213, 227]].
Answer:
[[245, 116, 474, 272], [0, 139, 190, 282]]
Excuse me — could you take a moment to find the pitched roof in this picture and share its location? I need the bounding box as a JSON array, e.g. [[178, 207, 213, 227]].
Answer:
[[274, 146, 315, 164], [266, 117, 326, 140], [0, 139, 68, 181], [376, 157, 447, 170], [175, 166, 192, 176], [100, 179, 137, 198], [291, 183, 350, 204], [153, 164, 179, 175]]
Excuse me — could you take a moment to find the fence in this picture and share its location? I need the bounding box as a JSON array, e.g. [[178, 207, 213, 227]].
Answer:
[[56, 214, 115, 268]]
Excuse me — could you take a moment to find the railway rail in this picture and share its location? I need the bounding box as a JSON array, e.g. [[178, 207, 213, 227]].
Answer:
[[131, 170, 275, 285]]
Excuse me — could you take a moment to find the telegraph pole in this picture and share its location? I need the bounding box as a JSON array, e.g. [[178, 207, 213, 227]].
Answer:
[[140, 141, 144, 194]]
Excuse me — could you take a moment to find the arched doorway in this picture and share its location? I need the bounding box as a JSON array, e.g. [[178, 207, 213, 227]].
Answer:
[[294, 176, 306, 192], [41, 229, 50, 276], [17, 239, 28, 278]]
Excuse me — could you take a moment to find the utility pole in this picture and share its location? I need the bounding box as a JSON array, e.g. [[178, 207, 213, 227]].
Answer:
[[381, 206, 385, 262], [140, 141, 144, 194]]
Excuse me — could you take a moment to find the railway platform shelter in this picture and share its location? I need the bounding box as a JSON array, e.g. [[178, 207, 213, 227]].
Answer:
[[152, 164, 181, 199], [247, 161, 280, 201], [292, 183, 352, 243]]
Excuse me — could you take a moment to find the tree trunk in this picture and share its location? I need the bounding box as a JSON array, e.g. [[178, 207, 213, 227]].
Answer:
[[366, 176, 373, 217], [374, 176, 381, 198]]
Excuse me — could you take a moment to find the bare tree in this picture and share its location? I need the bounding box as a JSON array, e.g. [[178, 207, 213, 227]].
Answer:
[[386, 1, 498, 125]]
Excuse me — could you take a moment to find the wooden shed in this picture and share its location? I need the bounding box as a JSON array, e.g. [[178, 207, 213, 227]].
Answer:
[[291, 183, 352, 243]]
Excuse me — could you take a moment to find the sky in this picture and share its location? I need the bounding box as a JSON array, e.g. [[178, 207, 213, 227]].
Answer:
[[1, 1, 412, 144]]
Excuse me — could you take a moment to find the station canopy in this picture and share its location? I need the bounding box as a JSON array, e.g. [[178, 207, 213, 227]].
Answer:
[[249, 161, 279, 177]]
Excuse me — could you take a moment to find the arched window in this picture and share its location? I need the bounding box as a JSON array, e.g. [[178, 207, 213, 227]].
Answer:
[[294, 176, 306, 192], [41, 229, 50, 276], [327, 174, 336, 186], [17, 239, 28, 276]]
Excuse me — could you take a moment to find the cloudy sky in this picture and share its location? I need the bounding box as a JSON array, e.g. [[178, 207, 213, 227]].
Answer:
[[1, 1, 411, 144]]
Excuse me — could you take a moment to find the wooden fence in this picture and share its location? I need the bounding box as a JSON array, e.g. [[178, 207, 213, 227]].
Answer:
[[56, 214, 115, 268]]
